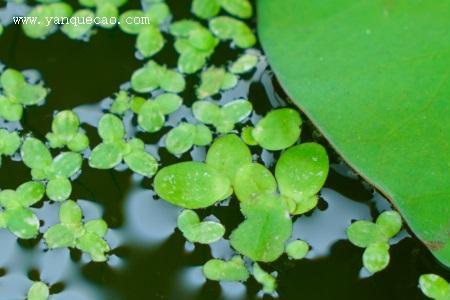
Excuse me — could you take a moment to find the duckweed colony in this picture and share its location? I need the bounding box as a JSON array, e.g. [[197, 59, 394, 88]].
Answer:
[[0, 0, 448, 299]]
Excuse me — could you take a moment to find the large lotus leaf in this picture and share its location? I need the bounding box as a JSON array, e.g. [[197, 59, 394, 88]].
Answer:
[[230, 194, 292, 262], [154, 161, 232, 209], [258, 0, 450, 266]]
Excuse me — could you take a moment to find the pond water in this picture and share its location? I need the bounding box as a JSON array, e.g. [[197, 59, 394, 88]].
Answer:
[[0, 0, 449, 299]]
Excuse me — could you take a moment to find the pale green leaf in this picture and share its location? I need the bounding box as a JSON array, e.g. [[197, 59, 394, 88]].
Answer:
[[286, 240, 309, 260], [27, 281, 50, 300], [203, 256, 249, 282], [362, 242, 390, 273], [124, 150, 158, 177], [233, 163, 276, 202], [46, 177, 72, 201], [89, 142, 123, 169]]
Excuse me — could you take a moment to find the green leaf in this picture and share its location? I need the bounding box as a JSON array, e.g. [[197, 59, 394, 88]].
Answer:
[[44, 224, 76, 248], [136, 26, 164, 58], [131, 61, 161, 93], [177, 210, 225, 244], [419, 274, 450, 300], [376, 211, 402, 239], [192, 101, 221, 124], [52, 152, 82, 178], [158, 68, 186, 93], [253, 108, 301, 151], [67, 132, 89, 152], [230, 53, 258, 74], [16, 181, 45, 207], [98, 114, 125, 142], [192, 0, 220, 19], [60, 200, 82, 225], [110, 91, 130, 114], [194, 124, 212, 146], [346, 221, 388, 248], [62, 9, 95, 40], [286, 240, 309, 260], [206, 134, 252, 182], [188, 28, 218, 51], [84, 219, 108, 237], [4, 207, 40, 239], [0, 96, 23, 121], [222, 99, 252, 123], [0, 129, 21, 156], [233, 163, 276, 203], [169, 20, 202, 37], [124, 150, 158, 177], [46, 177, 72, 201], [275, 143, 329, 214], [258, 0, 450, 267], [230, 194, 292, 262], [89, 142, 123, 169], [76, 231, 110, 262], [119, 10, 145, 34], [196, 67, 225, 98], [203, 256, 249, 282], [154, 161, 232, 209], [27, 281, 50, 300], [209, 16, 256, 48], [137, 101, 165, 133], [165, 123, 196, 155], [21, 137, 52, 170], [153, 93, 182, 115], [145, 2, 170, 25], [219, 0, 252, 19], [253, 263, 277, 294], [50, 110, 80, 143], [241, 126, 257, 146], [96, 3, 118, 29], [362, 242, 390, 273]]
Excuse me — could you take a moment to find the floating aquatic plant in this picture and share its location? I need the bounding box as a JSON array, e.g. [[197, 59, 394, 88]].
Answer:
[[275, 143, 329, 214], [0, 129, 21, 166], [46, 110, 89, 152], [177, 209, 225, 244], [44, 200, 110, 262], [233, 163, 277, 202], [203, 256, 249, 282], [192, 99, 252, 132], [27, 281, 50, 300], [131, 61, 186, 93], [89, 114, 158, 177], [61, 9, 96, 40], [0, 181, 44, 239], [286, 240, 310, 260], [170, 20, 218, 74], [21, 137, 82, 201], [196, 66, 238, 98], [165, 122, 212, 155], [347, 211, 402, 273], [229, 53, 258, 74], [110, 91, 131, 115], [209, 16, 256, 48], [154, 161, 232, 209], [0, 69, 48, 121], [419, 274, 450, 300], [95, 3, 119, 29], [230, 194, 292, 262], [253, 263, 277, 294], [192, 0, 252, 19], [133, 93, 182, 133]]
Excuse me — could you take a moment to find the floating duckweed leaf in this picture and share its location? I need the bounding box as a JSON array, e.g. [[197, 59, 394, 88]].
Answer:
[[209, 16, 256, 48], [203, 256, 249, 282], [159, 68, 186, 93], [119, 10, 145, 34], [206, 134, 252, 181], [27, 281, 49, 300], [375, 211, 402, 239], [188, 28, 218, 51], [46, 177, 72, 201], [98, 114, 125, 142], [192, 0, 220, 19], [123, 150, 158, 177], [286, 240, 309, 260], [169, 19, 202, 37], [230, 53, 258, 74], [0, 96, 23, 121], [62, 9, 95, 40], [130, 61, 161, 93], [233, 163, 276, 202], [0, 129, 21, 163], [96, 3, 118, 29], [194, 124, 212, 146], [362, 242, 390, 273], [16, 181, 45, 207], [136, 26, 164, 58], [253, 108, 301, 151], [21, 137, 52, 170], [145, 2, 170, 25], [177, 210, 225, 244], [275, 143, 328, 214], [3, 208, 40, 239], [219, 0, 252, 19], [346, 221, 388, 248], [165, 123, 196, 155], [44, 200, 110, 262], [253, 263, 277, 294], [241, 126, 257, 145], [153, 93, 182, 114], [137, 101, 165, 132], [47, 110, 89, 152], [193, 99, 252, 133], [23, 3, 73, 39], [130, 96, 146, 113], [197, 67, 238, 98], [419, 274, 450, 300], [154, 161, 232, 209], [110, 91, 130, 114], [177, 49, 207, 74], [89, 142, 122, 169], [230, 194, 292, 262]]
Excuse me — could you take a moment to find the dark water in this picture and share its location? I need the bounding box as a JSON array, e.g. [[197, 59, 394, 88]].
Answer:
[[0, 1, 449, 299]]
